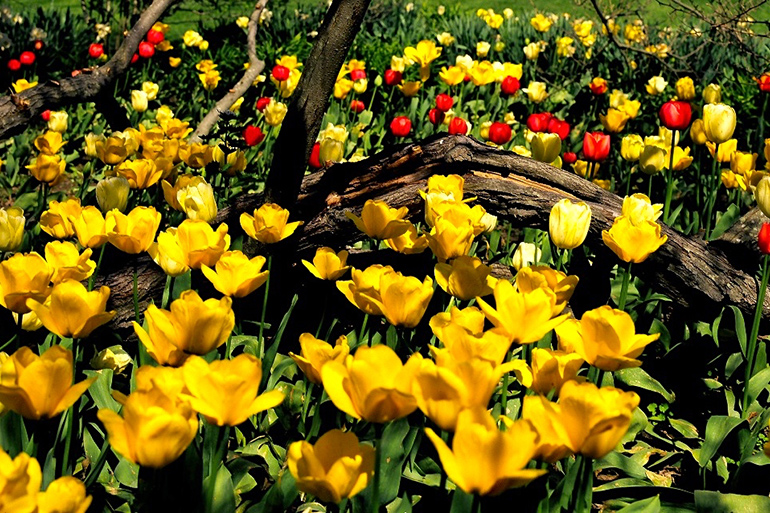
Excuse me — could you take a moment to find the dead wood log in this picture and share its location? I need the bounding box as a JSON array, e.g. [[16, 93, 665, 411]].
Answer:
[[99, 134, 769, 333]]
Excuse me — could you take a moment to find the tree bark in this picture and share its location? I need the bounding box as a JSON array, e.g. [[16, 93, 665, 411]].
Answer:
[[264, 0, 372, 209], [99, 134, 770, 332]]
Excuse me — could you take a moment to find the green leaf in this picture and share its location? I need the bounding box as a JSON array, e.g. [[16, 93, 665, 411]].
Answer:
[[84, 369, 121, 412], [449, 488, 474, 513], [617, 495, 661, 513], [669, 418, 699, 439], [747, 366, 770, 404], [596, 452, 649, 480], [247, 471, 298, 513], [694, 490, 770, 512], [727, 306, 747, 357], [709, 203, 741, 240], [206, 464, 236, 513], [378, 418, 410, 504], [698, 416, 744, 467], [115, 457, 139, 488], [615, 367, 675, 402]]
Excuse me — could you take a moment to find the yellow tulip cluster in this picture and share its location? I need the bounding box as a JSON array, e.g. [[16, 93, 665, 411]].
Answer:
[[26, 131, 67, 185], [603, 194, 668, 263]]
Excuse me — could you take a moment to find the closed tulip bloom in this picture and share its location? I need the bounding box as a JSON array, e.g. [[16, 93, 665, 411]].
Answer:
[[116, 159, 161, 189], [638, 145, 667, 175], [702, 83, 721, 104], [675, 77, 695, 100], [148, 228, 190, 277], [620, 134, 644, 162], [690, 119, 708, 145], [425, 213, 475, 262], [172, 220, 229, 270], [98, 385, 198, 468], [265, 100, 288, 127], [645, 76, 667, 95], [290, 333, 350, 385], [373, 272, 433, 328], [435, 255, 496, 301], [44, 241, 95, 284], [34, 131, 67, 155], [201, 250, 268, 297], [302, 247, 350, 280], [599, 108, 631, 133], [583, 132, 611, 162], [36, 476, 92, 513], [178, 143, 213, 169], [556, 306, 659, 371], [27, 280, 115, 338], [530, 348, 584, 395], [0, 207, 25, 252], [337, 265, 395, 316], [241, 203, 303, 243], [96, 176, 130, 213], [95, 134, 133, 165], [511, 242, 541, 270], [602, 215, 667, 263], [288, 429, 375, 504], [134, 290, 235, 366], [131, 90, 148, 112], [162, 174, 202, 211], [659, 100, 692, 131], [549, 199, 592, 249], [702, 103, 737, 144], [707, 138, 738, 163], [26, 154, 66, 184], [321, 344, 420, 423], [180, 354, 284, 426], [0, 346, 95, 420], [177, 179, 217, 222], [477, 279, 568, 344], [48, 111, 69, 133], [515, 266, 578, 315], [425, 407, 546, 495], [69, 206, 108, 248], [523, 81, 548, 103], [765, 138, 770, 167], [530, 132, 562, 163], [40, 198, 81, 239], [622, 194, 662, 225], [345, 200, 411, 240], [756, 177, 770, 218], [0, 252, 52, 314], [106, 206, 161, 254]]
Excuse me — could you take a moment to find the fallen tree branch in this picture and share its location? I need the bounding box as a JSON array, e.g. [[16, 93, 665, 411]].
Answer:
[[0, 0, 179, 140], [189, 0, 268, 143], [98, 134, 770, 332]]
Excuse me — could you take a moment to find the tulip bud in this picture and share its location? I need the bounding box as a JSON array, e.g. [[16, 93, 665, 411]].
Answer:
[[0, 207, 25, 252], [583, 132, 611, 162], [96, 176, 130, 213], [639, 145, 667, 175], [702, 83, 721, 104], [88, 43, 104, 59], [488, 122, 512, 145], [620, 134, 644, 162], [448, 117, 469, 135], [702, 103, 737, 144], [675, 77, 695, 100], [435, 93, 453, 112], [531, 132, 562, 163], [512, 242, 541, 270], [138, 41, 155, 58], [19, 51, 35, 66], [501, 76, 520, 96], [756, 177, 770, 218], [645, 76, 667, 96], [563, 151, 577, 164], [690, 119, 708, 145], [142, 81, 159, 101], [48, 111, 68, 133], [131, 90, 148, 112], [759, 223, 770, 254], [390, 116, 411, 137], [549, 199, 592, 249]]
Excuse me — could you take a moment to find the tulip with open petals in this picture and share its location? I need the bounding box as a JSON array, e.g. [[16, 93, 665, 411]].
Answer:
[[44, 241, 95, 284], [302, 247, 350, 280], [36, 476, 92, 513], [434, 255, 496, 301], [529, 348, 584, 395], [515, 266, 578, 316], [106, 206, 162, 254], [241, 203, 303, 243], [0, 448, 41, 509], [27, 280, 115, 338], [290, 334, 350, 385], [429, 306, 511, 364], [345, 200, 411, 240], [40, 198, 82, 239], [602, 216, 667, 263], [366, 271, 434, 328], [68, 206, 108, 248], [336, 265, 395, 316], [0, 252, 52, 314], [201, 250, 269, 297]]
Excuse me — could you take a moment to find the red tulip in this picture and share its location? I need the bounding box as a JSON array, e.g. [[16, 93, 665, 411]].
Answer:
[[138, 41, 155, 58], [19, 51, 35, 66], [41, 110, 51, 122], [757, 73, 770, 93], [547, 118, 570, 140], [527, 112, 552, 133], [272, 65, 290, 82], [256, 97, 271, 112], [33, 40, 44, 51], [309, 142, 322, 169], [7, 59, 21, 71], [501, 76, 520, 96], [563, 152, 577, 165], [429, 108, 445, 126], [589, 78, 608, 95], [88, 43, 104, 59], [243, 125, 265, 146], [760, 223, 770, 254], [390, 116, 411, 137], [448, 117, 469, 135], [583, 132, 611, 162], [488, 122, 512, 145], [384, 69, 402, 86], [131, 53, 139, 64], [659, 100, 692, 131], [435, 93, 453, 112], [146, 29, 164, 45], [351, 100, 365, 113], [350, 69, 366, 81]]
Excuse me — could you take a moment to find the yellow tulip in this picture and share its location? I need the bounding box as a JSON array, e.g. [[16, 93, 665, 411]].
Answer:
[[39, 198, 81, 239], [425, 174, 465, 199], [134, 290, 235, 365], [0, 448, 41, 510], [549, 199, 592, 249], [106, 206, 162, 254], [425, 407, 546, 495], [33, 131, 67, 155], [469, 61, 495, 86], [12, 78, 38, 93], [177, 179, 217, 222], [177, 221, 230, 269], [95, 133, 133, 165], [530, 132, 562, 163], [336, 265, 395, 316], [439, 66, 465, 86], [602, 215, 667, 263], [287, 429, 375, 504], [756, 176, 770, 217], [131, 90, 148, 112], [240, 203, 303, 244], [523, 42, 542, 60], [0, 207, 25, 252], [178, 142, 213, 169], [529, 348, 584, 395], [638, 145, 667, 175], [645, 76, 667, 96], [180, 354, 284, 426], [511, 242, 541, 270], [98, 385, 197, 468], [530, 13, 553, 32], [599, 108, 631, 133], [142, 80, 159, 100], [0, 346, 95, 420], [36, 476, 92, 513], [429, 306, 511, 365], [621, 194, 662, 225], [434, 255, 496, 301], [0, 252, 52, 314], [703, 83, 721, 104], [27, 280, 115, 338], [44, 241, 95, 284], [265, 99, 288, 126], [162, 174, 202, 211], [345, 200, 410, 240], [403, 40, 442, 68], [515, 266, 578, 316], [116, 159, 161, 189], [702, 103, 737, 144], [667, 146, 694, 171], [198, 70, 221, 91], [96, 176, 130, 213], [690, 119, 708, 145], [385, 223, 429, 254], [159, 118, 192, 140], [706, 138, 738, 163], [302, 247, 350, 280], [90, 345, 132, 374], [26, 154, 66, 184], [675, 76, 695, 100], [47, 111, 68, 133], [556, 306, 659, 371], [69, 206, 108, 248], [290, 333, 350, 385], [201, 250, 269, 297], [367, 271, 434, 328], [148, 228, 190, 277], [321, 344, 420, 423], [523, 81, 548, 103], [731, 151, 758, 174], [477, 279, 568, 344], [425, 211, 475, 262]]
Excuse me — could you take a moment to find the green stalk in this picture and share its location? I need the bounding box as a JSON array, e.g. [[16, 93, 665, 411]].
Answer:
[[617, 263, 632, 311], [161, 274, 173, 309], [663, 130, 677, 223], [371, 426, 382, 513], [471, 493, 481, 513], [205, 424, 231, 513], [88, 244, 106, 291], [704, 143, 720, 238], [258, 255, 272, 359], [742, 253, 770, 415], [359, 313, 369, 346], [758, 93, 768, 151]]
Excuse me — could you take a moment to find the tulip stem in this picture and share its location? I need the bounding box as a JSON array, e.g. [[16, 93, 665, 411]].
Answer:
[[742, 253, 770, 416], [617, 263, 632, 311], [161, 275, 173, 309], [704, 143, 720, 238], [258, 256, 272, 359], [371, 426, 382, 513], [360, 314, 369, 346], [471, 493, 481, 513], [88, 244, 107, 291], [663, 131, 677, 224]]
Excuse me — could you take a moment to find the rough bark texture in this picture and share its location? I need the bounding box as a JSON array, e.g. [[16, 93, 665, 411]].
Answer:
[[264, 0, 372, 209], [0, 0, 178, 140], [101, 134, 770, 333]]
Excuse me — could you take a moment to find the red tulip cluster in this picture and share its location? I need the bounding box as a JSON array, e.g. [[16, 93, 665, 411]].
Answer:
[[6, 50, 36, 71], [527, 112, 570, 140]]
